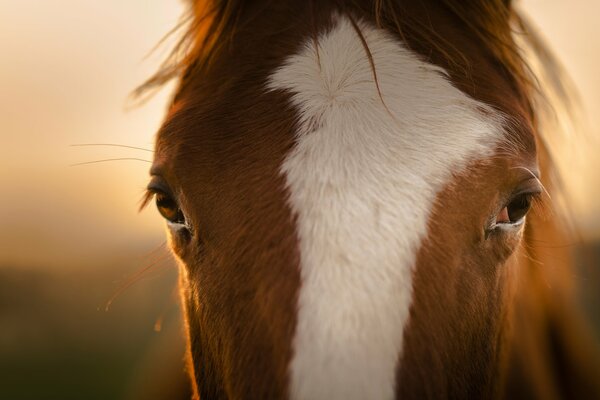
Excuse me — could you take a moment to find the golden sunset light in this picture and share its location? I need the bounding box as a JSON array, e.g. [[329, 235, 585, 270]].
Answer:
[[1, 1, 598, 399]]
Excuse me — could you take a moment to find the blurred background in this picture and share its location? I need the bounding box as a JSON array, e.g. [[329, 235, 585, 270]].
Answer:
[[0, 1, 598, 399]]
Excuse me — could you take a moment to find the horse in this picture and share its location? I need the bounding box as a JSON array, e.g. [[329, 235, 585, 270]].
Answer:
[[137, 0, 600, 398]]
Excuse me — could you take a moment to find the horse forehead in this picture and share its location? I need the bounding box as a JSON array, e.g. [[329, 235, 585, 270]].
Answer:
[[268, 15, 509, 400]]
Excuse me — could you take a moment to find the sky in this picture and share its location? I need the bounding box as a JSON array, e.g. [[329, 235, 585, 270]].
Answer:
[[1, 0, 599, 270], [0, 1, 183, 269]]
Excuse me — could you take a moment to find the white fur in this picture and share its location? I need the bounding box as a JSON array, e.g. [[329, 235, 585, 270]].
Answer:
[[268, 15, 505, 400]]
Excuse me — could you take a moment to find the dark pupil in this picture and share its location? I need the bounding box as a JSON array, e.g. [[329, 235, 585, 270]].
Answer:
[[507, 194, 531, 222], [156, 193, 184, 224]]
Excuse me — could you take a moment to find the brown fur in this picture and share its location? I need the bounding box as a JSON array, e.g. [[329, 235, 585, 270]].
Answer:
[[398, 157, 527, 399], [148, 3, 324, 397], [142, 1, 600, 398]]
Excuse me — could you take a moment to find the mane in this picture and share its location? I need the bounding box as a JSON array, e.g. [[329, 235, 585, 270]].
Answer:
[[135, 0, 568, 108]]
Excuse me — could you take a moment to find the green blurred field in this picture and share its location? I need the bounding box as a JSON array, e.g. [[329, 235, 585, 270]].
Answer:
[[0, 259, 186, 400]]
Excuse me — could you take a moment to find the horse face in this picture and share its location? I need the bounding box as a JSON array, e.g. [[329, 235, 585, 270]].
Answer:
[[148, 6, 540, 400]]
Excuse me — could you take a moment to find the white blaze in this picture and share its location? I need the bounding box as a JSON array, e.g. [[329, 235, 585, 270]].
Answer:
[[268, 15, 504, 400]]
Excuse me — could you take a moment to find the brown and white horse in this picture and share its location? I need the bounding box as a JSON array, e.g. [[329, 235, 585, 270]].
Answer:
[[139, 1, 600, 398]]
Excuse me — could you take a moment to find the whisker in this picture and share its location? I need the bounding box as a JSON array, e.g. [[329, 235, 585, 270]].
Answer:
[[153, 278, 185, 333], [104, 250, 173, 311], [520, 243, 545, 267], [70, 158, 152, 167], [113, 242, 170, 282], [136, 240, 168, 262], [71, 143, 154, 152], [113, 242, 169, 282]]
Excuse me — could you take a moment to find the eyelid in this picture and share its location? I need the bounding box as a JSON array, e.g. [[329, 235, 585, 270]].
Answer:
[[509, 177, 543, 201], [139, 176, 175, 212], [147, 176, 173, 197]]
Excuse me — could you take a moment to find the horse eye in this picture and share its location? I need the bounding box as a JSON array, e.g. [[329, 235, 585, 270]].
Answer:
[[495, 193, 532, 225], [155, 192, 186, 225]]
